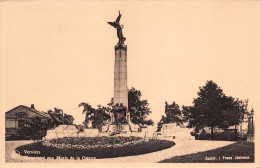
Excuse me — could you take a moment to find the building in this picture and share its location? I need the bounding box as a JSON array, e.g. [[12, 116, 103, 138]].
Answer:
[[5, 104, 51, 139]]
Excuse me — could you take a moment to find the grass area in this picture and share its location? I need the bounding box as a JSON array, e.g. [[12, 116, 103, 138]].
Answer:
[[15, 139, 175, 159], [159, 141, 254, 163]]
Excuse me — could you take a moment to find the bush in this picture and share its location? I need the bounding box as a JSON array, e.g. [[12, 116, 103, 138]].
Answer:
[[213, 132, 236, 141], [195, 132, 237, 141], [5, 134, 31, 141], [5, 129, 33, 141], [197, 133, 211, 140]]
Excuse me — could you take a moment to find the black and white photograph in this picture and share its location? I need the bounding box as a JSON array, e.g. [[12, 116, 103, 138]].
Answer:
[[0, 0, 259, 167]]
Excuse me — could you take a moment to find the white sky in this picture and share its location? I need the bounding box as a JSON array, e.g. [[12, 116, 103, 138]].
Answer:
[[1, 1, 259, 125]]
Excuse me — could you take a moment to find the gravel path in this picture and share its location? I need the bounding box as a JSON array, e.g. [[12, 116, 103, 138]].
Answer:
[[5, 139, 235, 163]]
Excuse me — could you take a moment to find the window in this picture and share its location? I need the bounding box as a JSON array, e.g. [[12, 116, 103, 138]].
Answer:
[[17, 113, 26, 119], [18, 120, 26, 128]]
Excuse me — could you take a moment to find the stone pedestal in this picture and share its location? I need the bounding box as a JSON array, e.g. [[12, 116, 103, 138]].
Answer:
[[44, 125, 78, 140], [44, 125, 99, 140], [83, 129, 99, 137], [159, 123, 195, 140], [104, 124, 131, 132]]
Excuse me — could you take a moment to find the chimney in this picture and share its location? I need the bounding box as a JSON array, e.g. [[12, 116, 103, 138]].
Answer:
[[31, 104, 35, 109]]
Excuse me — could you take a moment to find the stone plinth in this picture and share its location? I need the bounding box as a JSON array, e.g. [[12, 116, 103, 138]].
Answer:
[[104, 124, 131, 132], [44, 125, 78, 140], [45, 130, 57, 140], [107, 124, 118, 132], [160, 123, 195, 140], [44, 125, 99, 140], [129, 123, 139, 132], [83, 129, 99, 137]]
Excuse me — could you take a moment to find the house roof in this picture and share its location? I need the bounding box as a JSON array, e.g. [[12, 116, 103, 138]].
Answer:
[[5, 105, 51, 119]]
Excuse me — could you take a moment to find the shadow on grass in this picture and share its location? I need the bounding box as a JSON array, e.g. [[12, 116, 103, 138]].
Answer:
[[159, 141, 254, 163], [16, 139, 175, 159]]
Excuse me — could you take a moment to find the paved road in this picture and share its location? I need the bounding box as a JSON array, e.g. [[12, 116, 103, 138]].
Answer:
[[5, 139, 235, 163]]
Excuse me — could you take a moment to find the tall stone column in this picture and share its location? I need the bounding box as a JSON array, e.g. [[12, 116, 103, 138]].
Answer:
[[106, 11, 132, 131], [114, 43, 130, 123]]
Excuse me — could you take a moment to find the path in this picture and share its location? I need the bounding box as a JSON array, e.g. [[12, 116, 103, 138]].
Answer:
[[5, 139, 235, 163]]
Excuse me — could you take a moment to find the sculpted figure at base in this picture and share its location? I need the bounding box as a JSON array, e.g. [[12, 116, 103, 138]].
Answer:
[[108, 11, 126, 44]]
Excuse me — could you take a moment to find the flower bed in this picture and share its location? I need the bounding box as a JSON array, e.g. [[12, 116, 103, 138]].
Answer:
[[42, 136, 145, 149], [15, 137, 175, 159]]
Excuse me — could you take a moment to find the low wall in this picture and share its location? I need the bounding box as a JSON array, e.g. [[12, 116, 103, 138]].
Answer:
[[44, 125, 99, 140]]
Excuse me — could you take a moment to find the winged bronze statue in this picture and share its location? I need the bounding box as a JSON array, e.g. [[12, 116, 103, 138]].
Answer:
[[108, 11, 126, 44]]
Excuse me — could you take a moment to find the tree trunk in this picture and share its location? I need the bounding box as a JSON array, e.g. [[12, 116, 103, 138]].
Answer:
[[235, 125, 238, 140], [211, 126, 214, 140]]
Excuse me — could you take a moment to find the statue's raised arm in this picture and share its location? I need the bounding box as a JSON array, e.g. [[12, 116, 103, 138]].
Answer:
[[107, 11, 126, 44], [116, 11, 121, 23]]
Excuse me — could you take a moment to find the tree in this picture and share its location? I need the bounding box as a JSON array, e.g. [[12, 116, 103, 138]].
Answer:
[[23, 116, 53, 143], [78, 102, 96, 128], [221, 98, 249, 137], [107, 87, 154, 127], [182, 105, 196, 128], [80, 88, 154, 130], [78, 103, 110, 131], [128, 87, 154, 127], [92, 105, 110, 131], [183, 80, 246, 140]]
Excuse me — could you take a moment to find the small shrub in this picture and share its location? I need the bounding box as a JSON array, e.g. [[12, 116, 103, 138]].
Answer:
[[213, 132, 236, 141], [5, 134, 31, 141], [196, 132, 237, 141], [198, 133, 211, 140]]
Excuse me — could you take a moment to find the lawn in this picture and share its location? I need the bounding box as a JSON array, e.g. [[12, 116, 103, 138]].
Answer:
[[159, 141, 254, 163], [15, 137, 175, 159]]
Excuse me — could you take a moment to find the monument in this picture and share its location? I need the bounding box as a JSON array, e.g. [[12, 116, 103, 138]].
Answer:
[[104, 11, 135, 132]]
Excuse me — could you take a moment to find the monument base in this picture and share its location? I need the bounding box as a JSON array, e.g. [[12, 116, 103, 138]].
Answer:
[[44, 125, 99, 140], [159, 123, 195, 140], [102, 124, 131, 132], [104, 106, 139, 132]]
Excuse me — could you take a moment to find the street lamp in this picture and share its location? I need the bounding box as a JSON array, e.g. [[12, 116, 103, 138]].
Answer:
[[251, 108, 254, 133], [247, 108, 254, 134]]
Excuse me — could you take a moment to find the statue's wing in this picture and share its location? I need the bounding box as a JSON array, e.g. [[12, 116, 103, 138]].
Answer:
[[107, 21, 117, 28]]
